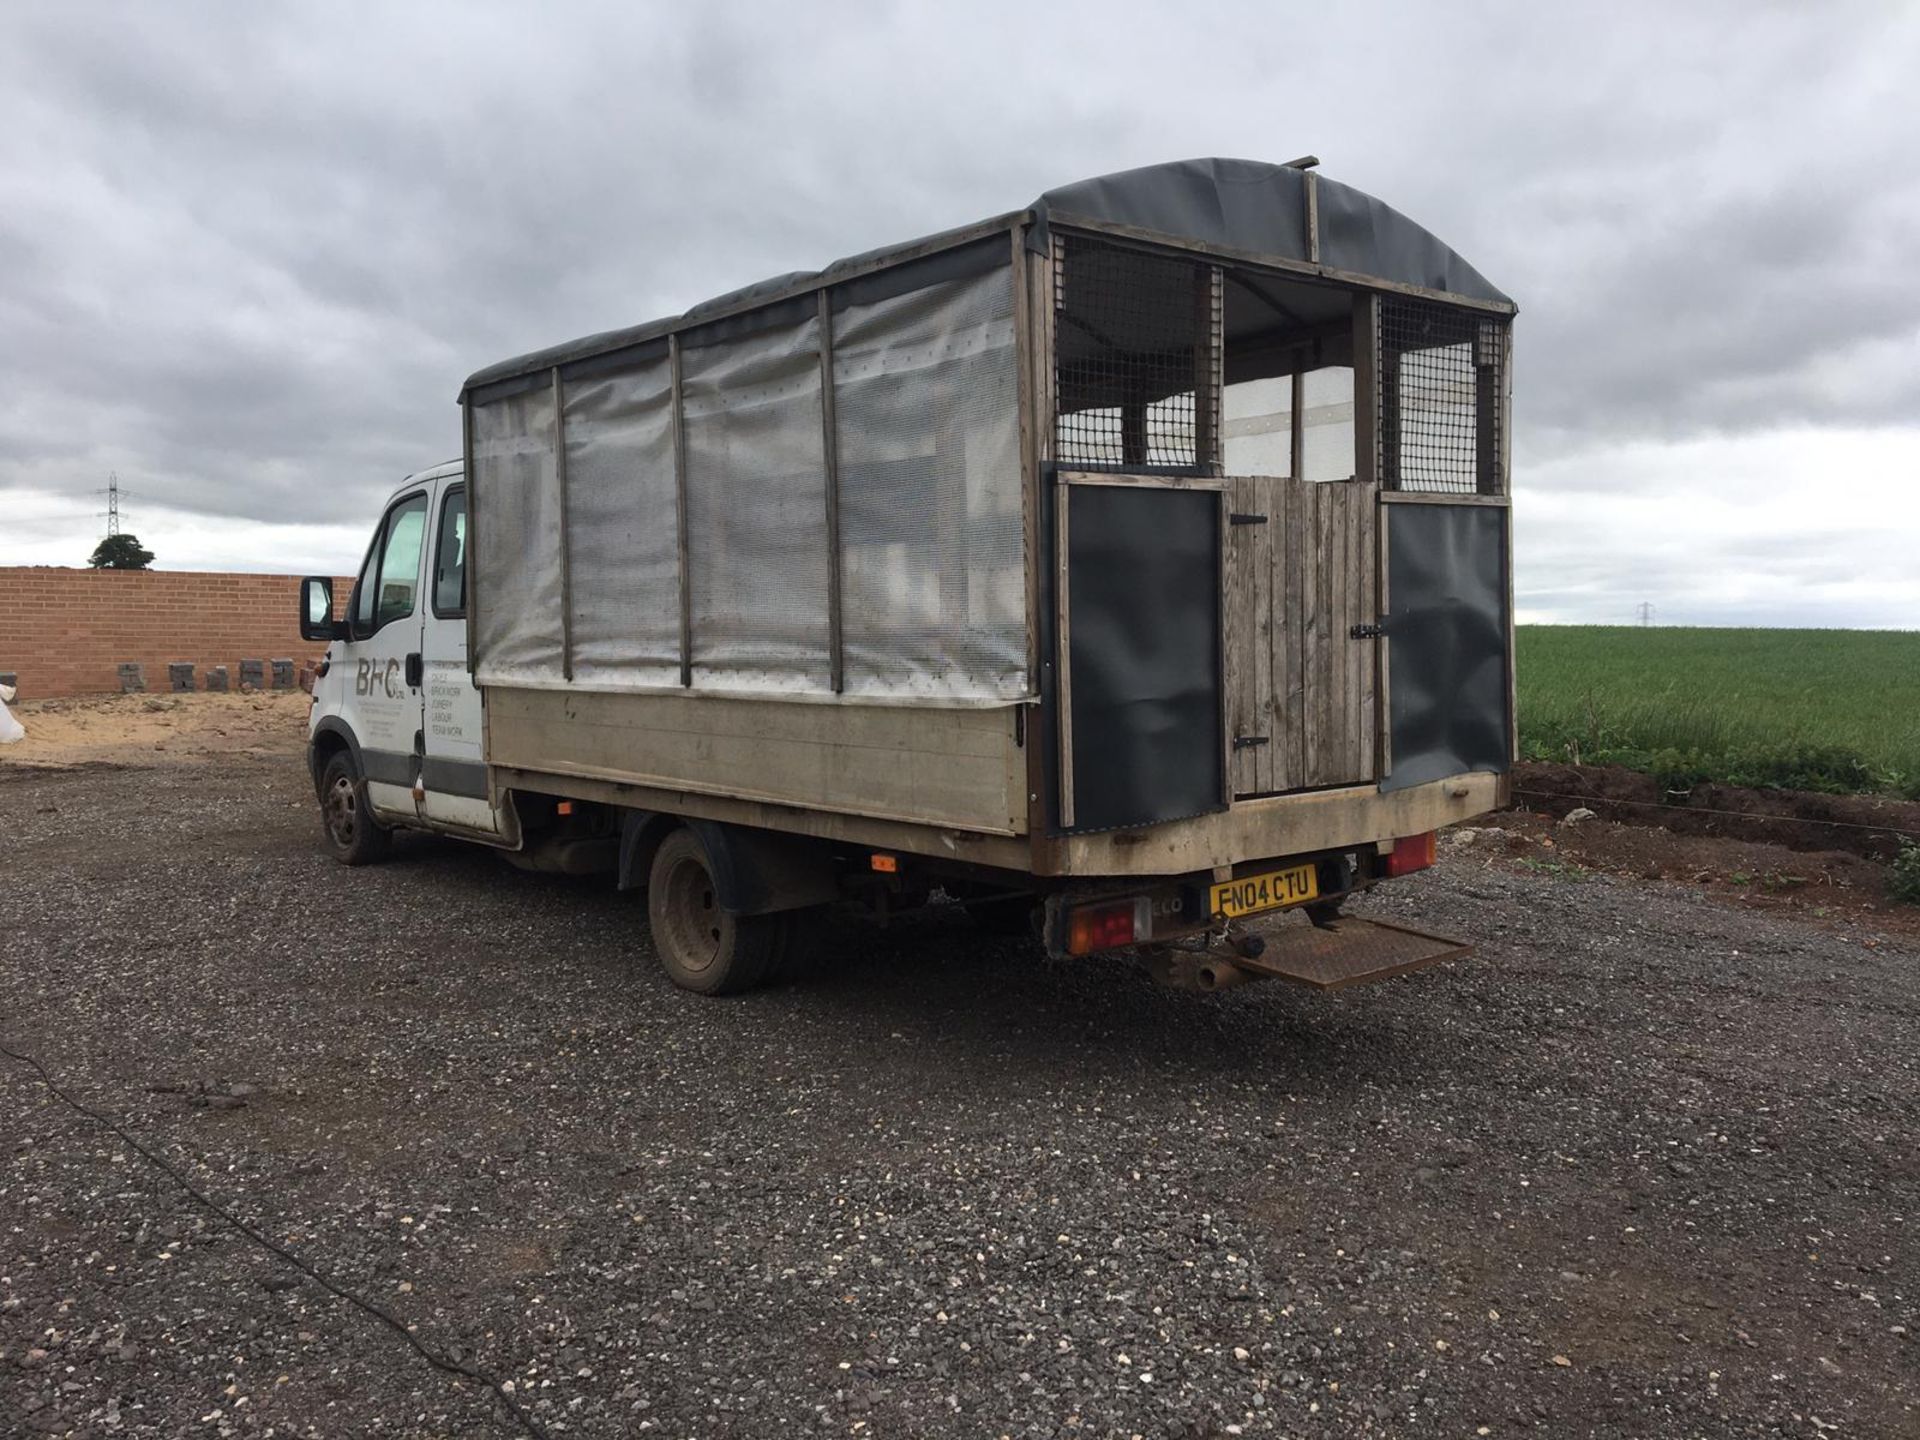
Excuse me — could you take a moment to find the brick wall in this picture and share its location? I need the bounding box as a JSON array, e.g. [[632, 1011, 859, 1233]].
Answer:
[[0, 567, 356, 698]]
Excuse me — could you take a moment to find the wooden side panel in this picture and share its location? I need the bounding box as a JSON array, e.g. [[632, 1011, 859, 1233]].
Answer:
[[1049, 769, 1507, 877], [1354, 485, 1379, 779], [1338, 482, 1377, 783], [1224, 477, 1378, 799], [1224, 475, 1275, 795], [1298, 482, 1328, 784], [485, 687, 1026, 835], [1290, 478, 1379, 790], [1272, 477, 1306, 792]]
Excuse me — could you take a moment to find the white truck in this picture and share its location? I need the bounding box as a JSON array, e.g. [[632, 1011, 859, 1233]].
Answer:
[[303, 157, 1515, 996]]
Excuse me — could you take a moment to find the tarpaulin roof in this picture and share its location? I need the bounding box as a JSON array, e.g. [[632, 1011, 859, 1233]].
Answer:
[[464, 157, 1508, 397]]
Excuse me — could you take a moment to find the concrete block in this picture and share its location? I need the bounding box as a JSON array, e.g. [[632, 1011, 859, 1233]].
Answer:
[[206, 665, 229, 693], [270, 658, 294, 689], [239, 658, 265, 689], [118, 663, 145, 694], [168, 663, 195, 693]]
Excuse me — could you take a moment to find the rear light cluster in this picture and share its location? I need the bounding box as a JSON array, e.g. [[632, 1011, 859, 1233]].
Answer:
[[1065, 897, 1151, 956], [1384, 830, 1437, 877]]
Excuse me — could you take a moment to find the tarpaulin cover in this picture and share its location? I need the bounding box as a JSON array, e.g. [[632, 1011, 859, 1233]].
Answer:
[[469, 255, 1026, 701], [1034, 158, 1508, 306], [1381, 502, 1510, 792], [681, 312, 832, 692], [462, 157, 1506, 397], [471, 388, 563, 686], [563, 361, 680, 687], [462, 158, 1507, 707], [833, 263, 1025, 700]]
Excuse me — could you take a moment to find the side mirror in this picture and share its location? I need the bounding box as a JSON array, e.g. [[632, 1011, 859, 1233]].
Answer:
[[298, 576, 344, 642]]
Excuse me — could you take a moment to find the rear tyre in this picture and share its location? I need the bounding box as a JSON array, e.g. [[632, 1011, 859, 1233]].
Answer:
[[318, 750, 393, 866], [646, 828, 786, 995]]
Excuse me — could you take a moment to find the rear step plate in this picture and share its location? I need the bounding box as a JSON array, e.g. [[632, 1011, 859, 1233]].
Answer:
[[1234, 917, 1471, 991]]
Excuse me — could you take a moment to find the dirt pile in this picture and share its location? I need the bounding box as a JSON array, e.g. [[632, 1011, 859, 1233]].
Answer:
[[1510, 761, 1920, 863], [0, 691, 312, 772]]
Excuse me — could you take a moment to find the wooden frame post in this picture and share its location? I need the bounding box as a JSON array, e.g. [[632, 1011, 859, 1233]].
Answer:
[[1289, 364, 1306, 483], [1049, 236, 1077, 828], [1474, 320, 1502, 497], [1499, 321, 1517, 759], [1352, 294, 1389, 778], [1303, 169, 1320, 265], [669, 333, 692, 687], [461, 399, 479, 678], [1195, 264, 1223, 474], [817, 291, 845, 693], [1353, 295, 1380, 489], [1054, 472, 1075, 830], [551, 367, 574, 682]]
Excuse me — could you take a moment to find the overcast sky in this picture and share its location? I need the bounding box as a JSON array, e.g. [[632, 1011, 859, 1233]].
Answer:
[[3, 1, 1917, 626]]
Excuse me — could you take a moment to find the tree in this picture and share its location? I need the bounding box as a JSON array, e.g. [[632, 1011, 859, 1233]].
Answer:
[[88, 533, 155, 570]]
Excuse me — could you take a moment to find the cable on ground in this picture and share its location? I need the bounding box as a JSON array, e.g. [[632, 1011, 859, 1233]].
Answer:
[[0, 1040, 550, 1440]]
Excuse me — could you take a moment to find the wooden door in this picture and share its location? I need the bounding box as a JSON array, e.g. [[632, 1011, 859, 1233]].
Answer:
[[1225, 476, 1378, 797]]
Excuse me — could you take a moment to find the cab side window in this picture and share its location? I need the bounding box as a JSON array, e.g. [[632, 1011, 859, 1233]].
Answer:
[[351, 492, 429, 638], [432, 486, 467, 617]]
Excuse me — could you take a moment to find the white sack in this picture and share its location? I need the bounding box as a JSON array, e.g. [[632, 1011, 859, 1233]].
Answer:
[[0, 696, 23, 744]]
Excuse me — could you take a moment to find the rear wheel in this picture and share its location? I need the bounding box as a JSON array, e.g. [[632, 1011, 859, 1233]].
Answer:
[[646, 828, 787, 995], [318, 750, 393, 866]]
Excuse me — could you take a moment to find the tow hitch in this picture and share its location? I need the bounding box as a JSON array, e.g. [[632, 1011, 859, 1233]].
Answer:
[[1145, 915, 1470, 993]]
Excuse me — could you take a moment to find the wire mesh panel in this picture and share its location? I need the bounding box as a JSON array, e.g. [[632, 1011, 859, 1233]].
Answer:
[[562, 361, 681, 687], [681, 314, 832, 693], [470, 388, 564, 686], [1378, 298, 1504, 494], [832, 263, 1025, 701], [1054, 236, 1217, 471]]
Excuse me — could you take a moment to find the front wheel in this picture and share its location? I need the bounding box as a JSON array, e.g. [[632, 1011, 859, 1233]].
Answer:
[[646, 828, 788, 995], [318, 750, 393, 866]]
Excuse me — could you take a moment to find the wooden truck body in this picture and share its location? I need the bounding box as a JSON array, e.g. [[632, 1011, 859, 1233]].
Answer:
[[304, 157, 1514, 993]]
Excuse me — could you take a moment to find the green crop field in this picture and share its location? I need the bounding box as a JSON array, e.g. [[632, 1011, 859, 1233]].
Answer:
[[1515, 626, 1920, 798]]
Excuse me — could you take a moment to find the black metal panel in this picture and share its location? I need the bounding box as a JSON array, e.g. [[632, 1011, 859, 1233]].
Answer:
[[1382, 504, 1509, 793], [1065, 485, 1224, 832]]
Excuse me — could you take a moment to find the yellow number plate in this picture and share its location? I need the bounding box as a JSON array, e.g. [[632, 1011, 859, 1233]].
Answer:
[[1210, 862, 1319, 920]]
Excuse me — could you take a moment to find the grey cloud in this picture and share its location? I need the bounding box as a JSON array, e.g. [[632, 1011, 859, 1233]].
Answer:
[[1, 1, 1917, 625]]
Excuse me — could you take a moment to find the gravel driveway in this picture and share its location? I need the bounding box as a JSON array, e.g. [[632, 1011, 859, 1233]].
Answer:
[[2, 730, 1914, 1438]]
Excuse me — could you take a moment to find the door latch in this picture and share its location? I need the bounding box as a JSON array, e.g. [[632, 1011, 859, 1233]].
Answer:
[[1349, 622, 1385, 640]]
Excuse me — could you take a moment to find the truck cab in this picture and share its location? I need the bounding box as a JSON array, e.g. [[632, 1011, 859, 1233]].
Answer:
[[302, 461, 504, 860]]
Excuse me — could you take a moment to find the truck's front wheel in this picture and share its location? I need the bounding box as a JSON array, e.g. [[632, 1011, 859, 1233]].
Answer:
[[319, 750, 393, 866], [646, 828, 786, 995]]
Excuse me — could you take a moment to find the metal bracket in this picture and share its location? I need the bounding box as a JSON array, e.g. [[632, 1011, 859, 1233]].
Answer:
[[1232, 735, 1270, 750], [1349, 622, 1385, 640], [1228, 512, 1268, 526]]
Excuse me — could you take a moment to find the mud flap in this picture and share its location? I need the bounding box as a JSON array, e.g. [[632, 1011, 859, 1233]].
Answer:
[[1232, 916, 1470, 991]]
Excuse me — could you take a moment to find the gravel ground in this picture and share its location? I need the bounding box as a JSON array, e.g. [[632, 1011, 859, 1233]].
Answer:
[[1, 737, 1915, 1438]]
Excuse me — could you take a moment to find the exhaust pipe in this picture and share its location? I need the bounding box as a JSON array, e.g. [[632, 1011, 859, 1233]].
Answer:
[[1194, 958, 1257, 992]]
